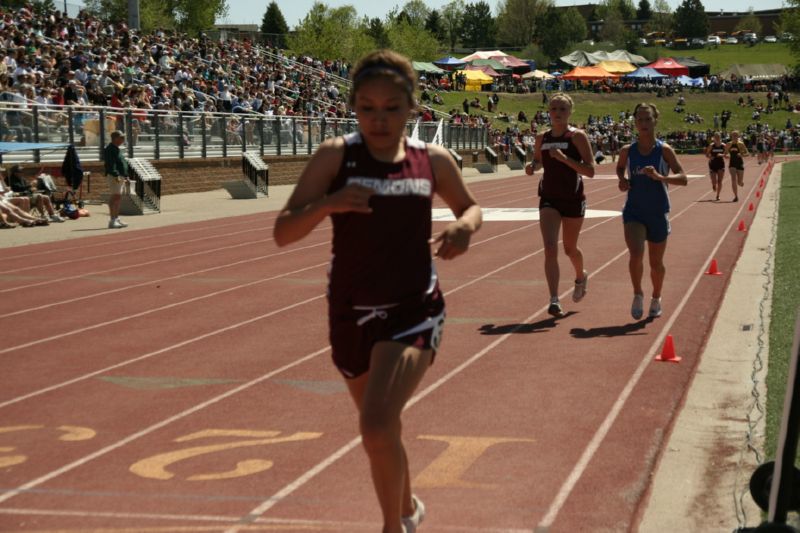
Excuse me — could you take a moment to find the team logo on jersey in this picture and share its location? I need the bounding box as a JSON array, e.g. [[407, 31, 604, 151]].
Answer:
[[347, 176, 431, 197], [541, 142, 569, 150]]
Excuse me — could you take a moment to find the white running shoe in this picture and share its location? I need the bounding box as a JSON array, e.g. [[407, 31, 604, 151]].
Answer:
[[649, 297, 662, 318], [631, 293, 644, 320], [108, 218, 126, 229], [547, 298, 565, 318], [572, 270, 588, 302], [402, 495, 425, 533], [116, 218, 128, 227], [49, 214, 65, 223]]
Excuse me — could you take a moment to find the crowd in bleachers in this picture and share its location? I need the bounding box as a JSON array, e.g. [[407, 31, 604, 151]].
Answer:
[[0, 2, 360, 147]]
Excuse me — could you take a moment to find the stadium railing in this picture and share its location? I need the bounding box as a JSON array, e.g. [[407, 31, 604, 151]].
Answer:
[[0, 102, 489, 164]]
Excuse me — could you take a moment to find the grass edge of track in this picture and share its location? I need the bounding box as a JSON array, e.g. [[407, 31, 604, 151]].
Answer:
[[766, 160, 800, 459]]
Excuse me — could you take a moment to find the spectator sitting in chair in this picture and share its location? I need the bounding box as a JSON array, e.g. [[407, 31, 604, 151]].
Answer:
[[6, 165, 64, 222]]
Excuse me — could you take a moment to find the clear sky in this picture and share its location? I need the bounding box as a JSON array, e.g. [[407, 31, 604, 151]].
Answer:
[[218, 0, 786, 28]]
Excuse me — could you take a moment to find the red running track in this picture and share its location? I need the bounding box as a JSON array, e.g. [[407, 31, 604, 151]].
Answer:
[[0, 155, 776, 532]]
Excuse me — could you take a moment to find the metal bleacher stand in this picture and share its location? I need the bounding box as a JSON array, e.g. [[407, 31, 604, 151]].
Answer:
[[222, 152, 269, 199], [119, 158, 162, 215], [448, 148, 463, 171], [740, 311, 800, 533], [475, 146, 498, 174], [507, 145, 526, 170]]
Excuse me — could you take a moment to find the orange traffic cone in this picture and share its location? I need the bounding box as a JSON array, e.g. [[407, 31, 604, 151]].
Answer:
[[738, 220, 747, 232], [748, 202, 754, 212], [705, 258, 723, 275], [656, 335, 681, 362]]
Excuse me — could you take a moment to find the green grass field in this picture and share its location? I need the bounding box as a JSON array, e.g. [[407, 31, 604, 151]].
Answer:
[[426, 42, 796, 137], [766, 161, 800, 460], [639, 42, 793, 74], [431, 91, 795, 136]]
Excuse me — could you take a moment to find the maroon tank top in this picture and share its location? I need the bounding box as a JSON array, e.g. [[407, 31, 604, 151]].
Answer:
[[539, 127, 585, 201], [327, 133, 436, 307]]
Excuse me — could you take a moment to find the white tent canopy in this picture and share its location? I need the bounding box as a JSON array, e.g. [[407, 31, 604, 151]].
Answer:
[[522, 69, 554, 79], [461, 50, 508, 62]]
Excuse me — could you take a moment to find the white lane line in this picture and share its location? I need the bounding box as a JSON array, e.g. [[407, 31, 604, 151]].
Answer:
[[231, 174, 722, 529], [0, 260, 328, 355], [0, 239, 329, 319], [536, 178, 759, 529]]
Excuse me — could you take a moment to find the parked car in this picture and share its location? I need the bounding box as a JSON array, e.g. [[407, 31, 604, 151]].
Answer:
[[743, 32, 758, 43], [724, 37, 738, 44], [707, 35, 721, 45], [764, 35, 778, 43], [691, 37, 705, 46], [781, 32, 794, 41]]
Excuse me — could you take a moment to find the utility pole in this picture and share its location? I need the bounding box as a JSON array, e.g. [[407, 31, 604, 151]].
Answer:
[[128, 0, 140, 30]]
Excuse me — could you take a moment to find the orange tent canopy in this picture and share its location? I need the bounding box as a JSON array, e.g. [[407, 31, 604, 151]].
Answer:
[[561, 65, 619, 80]]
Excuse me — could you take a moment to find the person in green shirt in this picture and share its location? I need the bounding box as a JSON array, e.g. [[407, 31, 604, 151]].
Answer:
[[104, 130, 130, 229]]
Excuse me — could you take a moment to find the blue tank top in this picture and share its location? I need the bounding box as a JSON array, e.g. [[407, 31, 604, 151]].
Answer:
[[624, 140, 670, 215], [327, 133, 436, 307]]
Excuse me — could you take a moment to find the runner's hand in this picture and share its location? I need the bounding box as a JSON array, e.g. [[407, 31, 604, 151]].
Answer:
[[430, 221, 473, 260], [326, 184, 373, 214]]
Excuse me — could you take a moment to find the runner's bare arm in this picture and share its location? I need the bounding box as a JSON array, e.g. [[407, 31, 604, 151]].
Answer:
[[616, 145, 630, 191], [657, 144, 688, 186], [428, 144, 482, 260], [274, 138, 373, 246], [550, 129, 595, 178]]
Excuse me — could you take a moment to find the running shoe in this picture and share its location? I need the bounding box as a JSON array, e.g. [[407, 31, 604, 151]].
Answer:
[[649, 297, 662, 318], [547, 299, 565, 318], [402, 495, 425, 533], [631, 293, 644, 320], [572, 270, 588, 302], [49, 214, 65, 223]]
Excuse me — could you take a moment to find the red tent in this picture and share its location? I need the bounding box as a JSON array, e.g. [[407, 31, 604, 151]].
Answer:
[[561, 65, 619, 81], [465, 64, 503, 77], [645, 57, 689, 77], [490, 54, 530, 69]]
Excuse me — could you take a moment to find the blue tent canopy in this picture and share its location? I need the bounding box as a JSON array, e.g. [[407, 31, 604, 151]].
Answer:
[[624, 67, 669, 79], [433, 56, 466, 67], [0, 141, 71, 154], [676, 75, 704, 87]]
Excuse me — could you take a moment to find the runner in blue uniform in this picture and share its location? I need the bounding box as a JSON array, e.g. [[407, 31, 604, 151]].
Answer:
[[274, 49, 482, 533], [616, 103, 688, 320]]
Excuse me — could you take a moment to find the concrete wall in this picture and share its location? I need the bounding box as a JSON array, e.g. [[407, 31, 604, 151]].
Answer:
[[42, 149, 492, 202]]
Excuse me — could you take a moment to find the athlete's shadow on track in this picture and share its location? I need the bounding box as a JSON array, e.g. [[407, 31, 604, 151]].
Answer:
[[479, 312, 578, 335], [569, 318, 653, 339]]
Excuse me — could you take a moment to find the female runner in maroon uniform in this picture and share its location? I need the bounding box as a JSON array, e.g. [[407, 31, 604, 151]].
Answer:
[[274, 50, 482, 533], [705, 132, 726, 201], [524, 93, 595, 317]]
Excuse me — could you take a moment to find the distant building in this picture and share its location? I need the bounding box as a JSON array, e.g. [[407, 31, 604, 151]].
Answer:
[[209, 24, 260, 42], [559, 5, 784, 38]]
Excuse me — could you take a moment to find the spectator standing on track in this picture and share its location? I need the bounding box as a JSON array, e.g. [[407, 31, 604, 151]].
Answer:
[[726, 131, 749, 202], [273, 49, 482, 533], [705, 132, 726, 201], [103, 130, 130, 229], [616, 102, 687, 319], [524, 93, 595, 317]]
